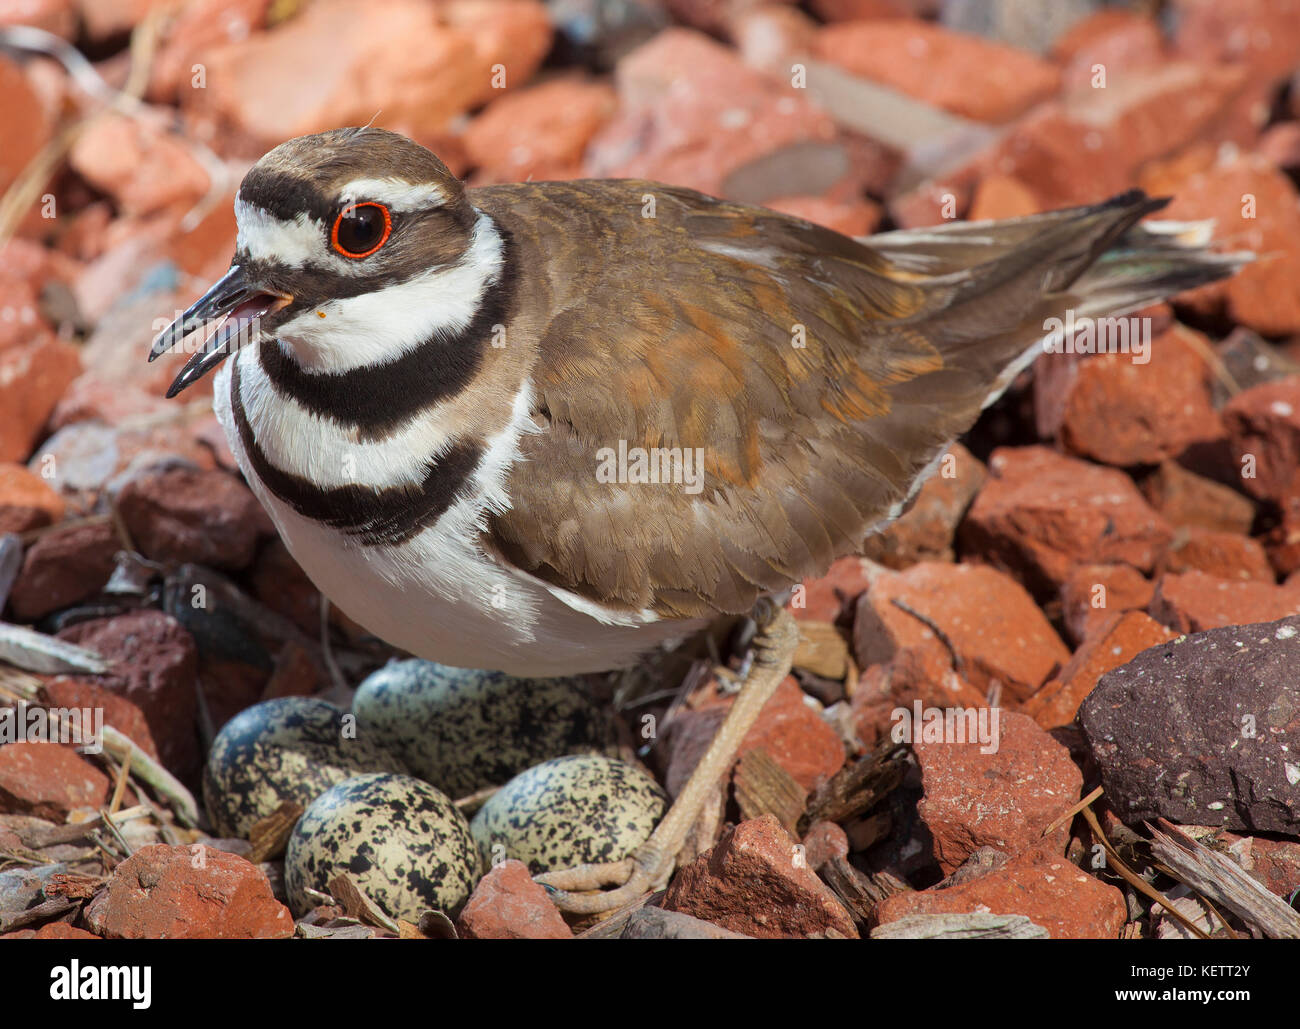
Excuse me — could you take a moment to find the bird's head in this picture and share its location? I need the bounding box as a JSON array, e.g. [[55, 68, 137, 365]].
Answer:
[[150, 127, 480, 396]]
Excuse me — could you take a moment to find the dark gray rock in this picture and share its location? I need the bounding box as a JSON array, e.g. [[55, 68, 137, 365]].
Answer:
[[619, 907, 752, 940], [1211, 328, 1300, 408], [941, 0, 1098, 55], [1080, 616, 1300, 836], [0, 862, 66, 914], [546, 0, 667, 71]]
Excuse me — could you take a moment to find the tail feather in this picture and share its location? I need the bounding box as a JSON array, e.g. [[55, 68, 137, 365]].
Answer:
[[851, 191, 1253, 529], [1072, 216, 1252, 319], [864, 190, 1163, 270], [867, 190, 1251, 410], [870, 190, 1249, 304]]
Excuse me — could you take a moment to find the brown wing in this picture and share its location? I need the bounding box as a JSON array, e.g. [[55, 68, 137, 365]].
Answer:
[[472, 182, 1205, 619]]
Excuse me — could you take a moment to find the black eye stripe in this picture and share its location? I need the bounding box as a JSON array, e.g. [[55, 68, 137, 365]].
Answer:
[[238, 171, 336, 227], [237, 200, 475, 300], [238, 170, 408, 242]]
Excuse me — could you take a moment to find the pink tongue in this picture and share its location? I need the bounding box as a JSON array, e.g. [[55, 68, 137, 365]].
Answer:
[[221, 295, 276, 340]]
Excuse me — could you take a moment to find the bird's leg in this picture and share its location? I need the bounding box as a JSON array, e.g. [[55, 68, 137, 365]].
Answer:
[[536, 598, 800, 915]]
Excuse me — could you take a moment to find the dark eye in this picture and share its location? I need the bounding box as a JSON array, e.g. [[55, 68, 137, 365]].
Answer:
[[331, 202, 391, 258]]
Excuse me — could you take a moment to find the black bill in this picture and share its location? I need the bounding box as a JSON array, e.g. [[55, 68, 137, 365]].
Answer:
[[148, 264, 291, 398]]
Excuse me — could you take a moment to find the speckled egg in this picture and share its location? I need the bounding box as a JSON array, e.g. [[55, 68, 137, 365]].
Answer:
[[470, 755, 668, 874], [203, 697, 407, 837], [285, 773, 479, 919], [351, 660, 610, 797]]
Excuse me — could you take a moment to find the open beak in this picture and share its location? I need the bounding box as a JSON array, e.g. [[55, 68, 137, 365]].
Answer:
[[149, 264, 292, 397]]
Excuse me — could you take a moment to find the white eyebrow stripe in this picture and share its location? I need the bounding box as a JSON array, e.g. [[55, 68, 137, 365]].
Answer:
[[336, 177, 447, 211], [234, 197, 321, 268]]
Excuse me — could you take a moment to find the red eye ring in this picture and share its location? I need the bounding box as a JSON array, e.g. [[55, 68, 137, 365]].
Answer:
[[331, 201, 392, 258]]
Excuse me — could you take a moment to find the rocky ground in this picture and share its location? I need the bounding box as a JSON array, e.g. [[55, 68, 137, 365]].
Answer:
[[1, 0, 1300, 940]]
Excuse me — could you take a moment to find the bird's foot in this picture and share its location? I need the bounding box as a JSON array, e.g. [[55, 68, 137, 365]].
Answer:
[[534, 841, 671, 915], [535, 600, 800, 917]]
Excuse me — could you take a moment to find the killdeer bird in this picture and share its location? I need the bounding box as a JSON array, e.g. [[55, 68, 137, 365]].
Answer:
[[150, 127, 1246, 913]]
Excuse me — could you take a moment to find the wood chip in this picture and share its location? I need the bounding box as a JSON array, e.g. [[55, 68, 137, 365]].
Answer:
[[14, 805, 150, 848], [802, 738, 908, 830], [1148, 819, 1300, 940], [791, 620, 851, 680], [246, 801, 303, 864], [1153, 887, 1229, 940], [296, 922, 375, 940], [327, 873, 399, 935], [871, 913, 1049, 939], [733, 748, 806, 835], [799, 57, 977, 145], [818, 855, 910, 928], [0, 623, 108, 675], [0, 895, 73, 933], [43, 873, 105, 900], [1080, 806, 1210, 941]]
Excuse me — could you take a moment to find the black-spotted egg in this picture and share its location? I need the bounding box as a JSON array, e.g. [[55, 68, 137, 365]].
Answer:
[[470, 755, 667, 874], [285, 772, 479, 919], [351, 660, 610, 797], [203, 696, 406, 837]]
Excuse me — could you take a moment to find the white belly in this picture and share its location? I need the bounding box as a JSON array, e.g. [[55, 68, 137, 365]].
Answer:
[[214, 355, 701, 675]]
